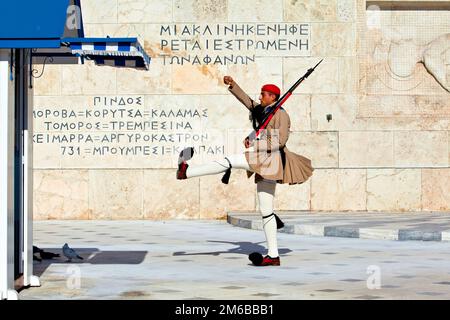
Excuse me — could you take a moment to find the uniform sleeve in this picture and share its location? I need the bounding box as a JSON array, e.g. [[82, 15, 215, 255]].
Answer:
[[253, 110, 290, 152], [228, 81, 258, 111]]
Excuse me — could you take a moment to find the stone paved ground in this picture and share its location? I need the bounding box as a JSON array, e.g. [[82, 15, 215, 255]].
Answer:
[[228, 212, 450, 241], [20, 220, 450, 300]]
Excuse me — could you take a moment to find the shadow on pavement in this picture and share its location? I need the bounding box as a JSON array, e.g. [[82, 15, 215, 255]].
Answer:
[[32, 248, 147, 277], [172, 240, 292, 256]]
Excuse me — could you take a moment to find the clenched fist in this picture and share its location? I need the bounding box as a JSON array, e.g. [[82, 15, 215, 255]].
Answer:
[[223, 76, 234, 86]]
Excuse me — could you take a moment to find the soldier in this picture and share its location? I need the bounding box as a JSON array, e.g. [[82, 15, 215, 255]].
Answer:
[[177, 76, 314, 266]]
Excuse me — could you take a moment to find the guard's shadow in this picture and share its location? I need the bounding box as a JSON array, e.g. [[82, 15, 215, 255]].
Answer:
[[173, 240, 292, 257], [32, 248, 147, 277]]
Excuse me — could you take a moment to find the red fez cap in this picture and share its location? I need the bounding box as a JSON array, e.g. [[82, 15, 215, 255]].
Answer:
[[261, 84, 280, 96]]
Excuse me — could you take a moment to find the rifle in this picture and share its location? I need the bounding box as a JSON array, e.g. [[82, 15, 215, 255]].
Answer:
[[221, 59, 323, 184], [244, 59, 323, 147]]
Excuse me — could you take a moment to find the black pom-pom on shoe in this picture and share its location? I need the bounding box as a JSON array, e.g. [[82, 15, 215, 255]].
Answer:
[[249, 252, 263, 266], [178, 147, 194, 163], [176, 147, 195, 180]]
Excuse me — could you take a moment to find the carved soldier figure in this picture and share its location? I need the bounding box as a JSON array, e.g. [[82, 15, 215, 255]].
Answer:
[[176, 76, 314, 266]]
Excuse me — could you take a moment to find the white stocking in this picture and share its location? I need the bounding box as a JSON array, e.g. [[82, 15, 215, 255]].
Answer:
[[257, 180, 278, 258], [186, 154, 279, 258], [186, 153, 250, 178]]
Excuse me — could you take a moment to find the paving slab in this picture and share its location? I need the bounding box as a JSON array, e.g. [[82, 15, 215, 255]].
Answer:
[[19, 220, 450, 300], [228, 212, 450, 242]]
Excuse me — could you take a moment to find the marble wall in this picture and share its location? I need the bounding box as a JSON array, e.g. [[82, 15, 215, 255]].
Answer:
[[32, 0, 450, 220]]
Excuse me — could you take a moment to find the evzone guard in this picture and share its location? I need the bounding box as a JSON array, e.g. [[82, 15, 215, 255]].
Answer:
[[176, 61, 321, 266]]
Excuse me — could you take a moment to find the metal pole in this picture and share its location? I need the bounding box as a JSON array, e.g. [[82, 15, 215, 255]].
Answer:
[[0, 49, 19, 300], [22, 48, 39, 287]]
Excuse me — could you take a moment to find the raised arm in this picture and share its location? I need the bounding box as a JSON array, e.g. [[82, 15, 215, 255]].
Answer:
[[224, 76, 258, 111]]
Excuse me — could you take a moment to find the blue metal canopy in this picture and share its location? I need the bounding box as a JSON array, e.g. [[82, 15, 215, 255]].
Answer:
[[0, 0, 150, 70], [0, 0, 70, 48], [61, 37, 151, 70]]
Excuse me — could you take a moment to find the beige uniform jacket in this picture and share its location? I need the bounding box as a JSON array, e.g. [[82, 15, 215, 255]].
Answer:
[[229, 81, 314, 185]]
